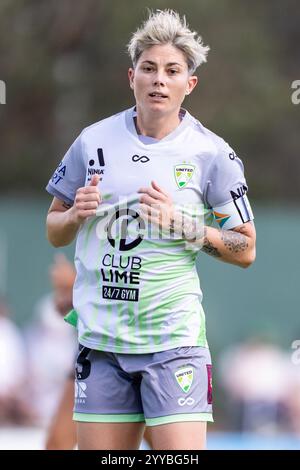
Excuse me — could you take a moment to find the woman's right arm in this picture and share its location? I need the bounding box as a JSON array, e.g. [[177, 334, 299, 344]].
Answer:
[[46, 175, 101, 247]]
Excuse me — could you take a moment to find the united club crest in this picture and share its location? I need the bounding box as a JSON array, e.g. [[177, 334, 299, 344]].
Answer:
[[174, 164, 195, 189], [175, 366, 194, 393]]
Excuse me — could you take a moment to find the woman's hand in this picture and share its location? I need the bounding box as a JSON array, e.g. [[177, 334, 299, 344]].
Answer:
[[138, 180, 175, 232], [69, 174, 102, 225]]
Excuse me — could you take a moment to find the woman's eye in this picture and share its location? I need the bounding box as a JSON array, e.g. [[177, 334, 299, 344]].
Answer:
[[169, 69, 178, 74], [143, 67, 153, 72]]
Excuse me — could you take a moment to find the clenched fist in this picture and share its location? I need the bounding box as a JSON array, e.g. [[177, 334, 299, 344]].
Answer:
[[70, 174, 101, 224]]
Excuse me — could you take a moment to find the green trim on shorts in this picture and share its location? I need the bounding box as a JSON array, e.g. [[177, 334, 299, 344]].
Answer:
[[146, 413, 213, 426], [73, 412, 145, 423]]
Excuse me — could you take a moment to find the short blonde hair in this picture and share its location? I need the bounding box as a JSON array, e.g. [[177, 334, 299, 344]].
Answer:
[[127, 9, 210, 74]]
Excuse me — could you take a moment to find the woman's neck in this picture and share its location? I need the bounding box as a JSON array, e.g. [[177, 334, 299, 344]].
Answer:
[[134, 107, 181, 140]]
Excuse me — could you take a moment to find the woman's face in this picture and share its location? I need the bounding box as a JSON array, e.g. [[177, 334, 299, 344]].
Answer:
[[128, 44, 198, 117]]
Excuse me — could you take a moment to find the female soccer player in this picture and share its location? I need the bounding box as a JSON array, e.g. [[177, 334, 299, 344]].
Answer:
[[46, 9, 256, 450]]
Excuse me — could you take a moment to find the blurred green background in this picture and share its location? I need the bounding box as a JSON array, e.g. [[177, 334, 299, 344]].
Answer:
[[1, 0, 299, 199], [0, 1, 299, 358]]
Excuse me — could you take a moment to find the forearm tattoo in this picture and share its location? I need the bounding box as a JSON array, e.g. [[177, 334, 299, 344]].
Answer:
[[201, 228, 249, 258], [62, 201, 72, 210], [202, 237, 222, 258], [221, 230, 248, 253], [201, 227, 222, 258]]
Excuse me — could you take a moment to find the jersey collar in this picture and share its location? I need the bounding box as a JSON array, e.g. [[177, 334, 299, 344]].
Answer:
[[125, 106, 192, 144]]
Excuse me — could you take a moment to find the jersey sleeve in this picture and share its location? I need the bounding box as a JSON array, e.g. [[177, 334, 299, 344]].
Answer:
[[46, 134, 86, 205], [204, 141, 254, 230]]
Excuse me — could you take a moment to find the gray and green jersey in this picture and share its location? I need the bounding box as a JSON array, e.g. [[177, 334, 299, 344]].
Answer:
[[46, 107, 253, 354]]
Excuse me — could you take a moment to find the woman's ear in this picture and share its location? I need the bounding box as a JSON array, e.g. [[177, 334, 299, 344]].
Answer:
[[186, 75, 198, 95], [128, 68, 135, 90]]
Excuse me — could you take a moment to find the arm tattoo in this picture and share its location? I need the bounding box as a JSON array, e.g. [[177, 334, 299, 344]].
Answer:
[[202, 237, 222, 258], [221, 230, 248, 252], [62, 201, 72, 210]]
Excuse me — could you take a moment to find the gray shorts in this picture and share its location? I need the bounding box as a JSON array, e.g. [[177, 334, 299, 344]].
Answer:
[[73, 345, 213, 426]]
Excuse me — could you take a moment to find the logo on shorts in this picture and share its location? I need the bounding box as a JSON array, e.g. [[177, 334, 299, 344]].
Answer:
[[206, 364, 213, 405], [178, 397, 195, 406], [174, 164, 195, 189], [174, 366, 194, 393], [75, 381, 87, 404]]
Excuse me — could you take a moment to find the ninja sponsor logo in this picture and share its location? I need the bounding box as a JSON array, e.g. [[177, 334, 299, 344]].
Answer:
[[87, 148, 105, 182], [88, 167, 104, 176]]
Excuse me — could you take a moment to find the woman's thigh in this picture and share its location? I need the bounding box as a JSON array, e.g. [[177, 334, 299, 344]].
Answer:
[[77, 421, 145, 450], [149, 421, 207, 450]]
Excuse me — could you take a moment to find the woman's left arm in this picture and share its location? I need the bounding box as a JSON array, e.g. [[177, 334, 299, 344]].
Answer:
[[139, 180, 256, 269], [199, 222, 256, 268]]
